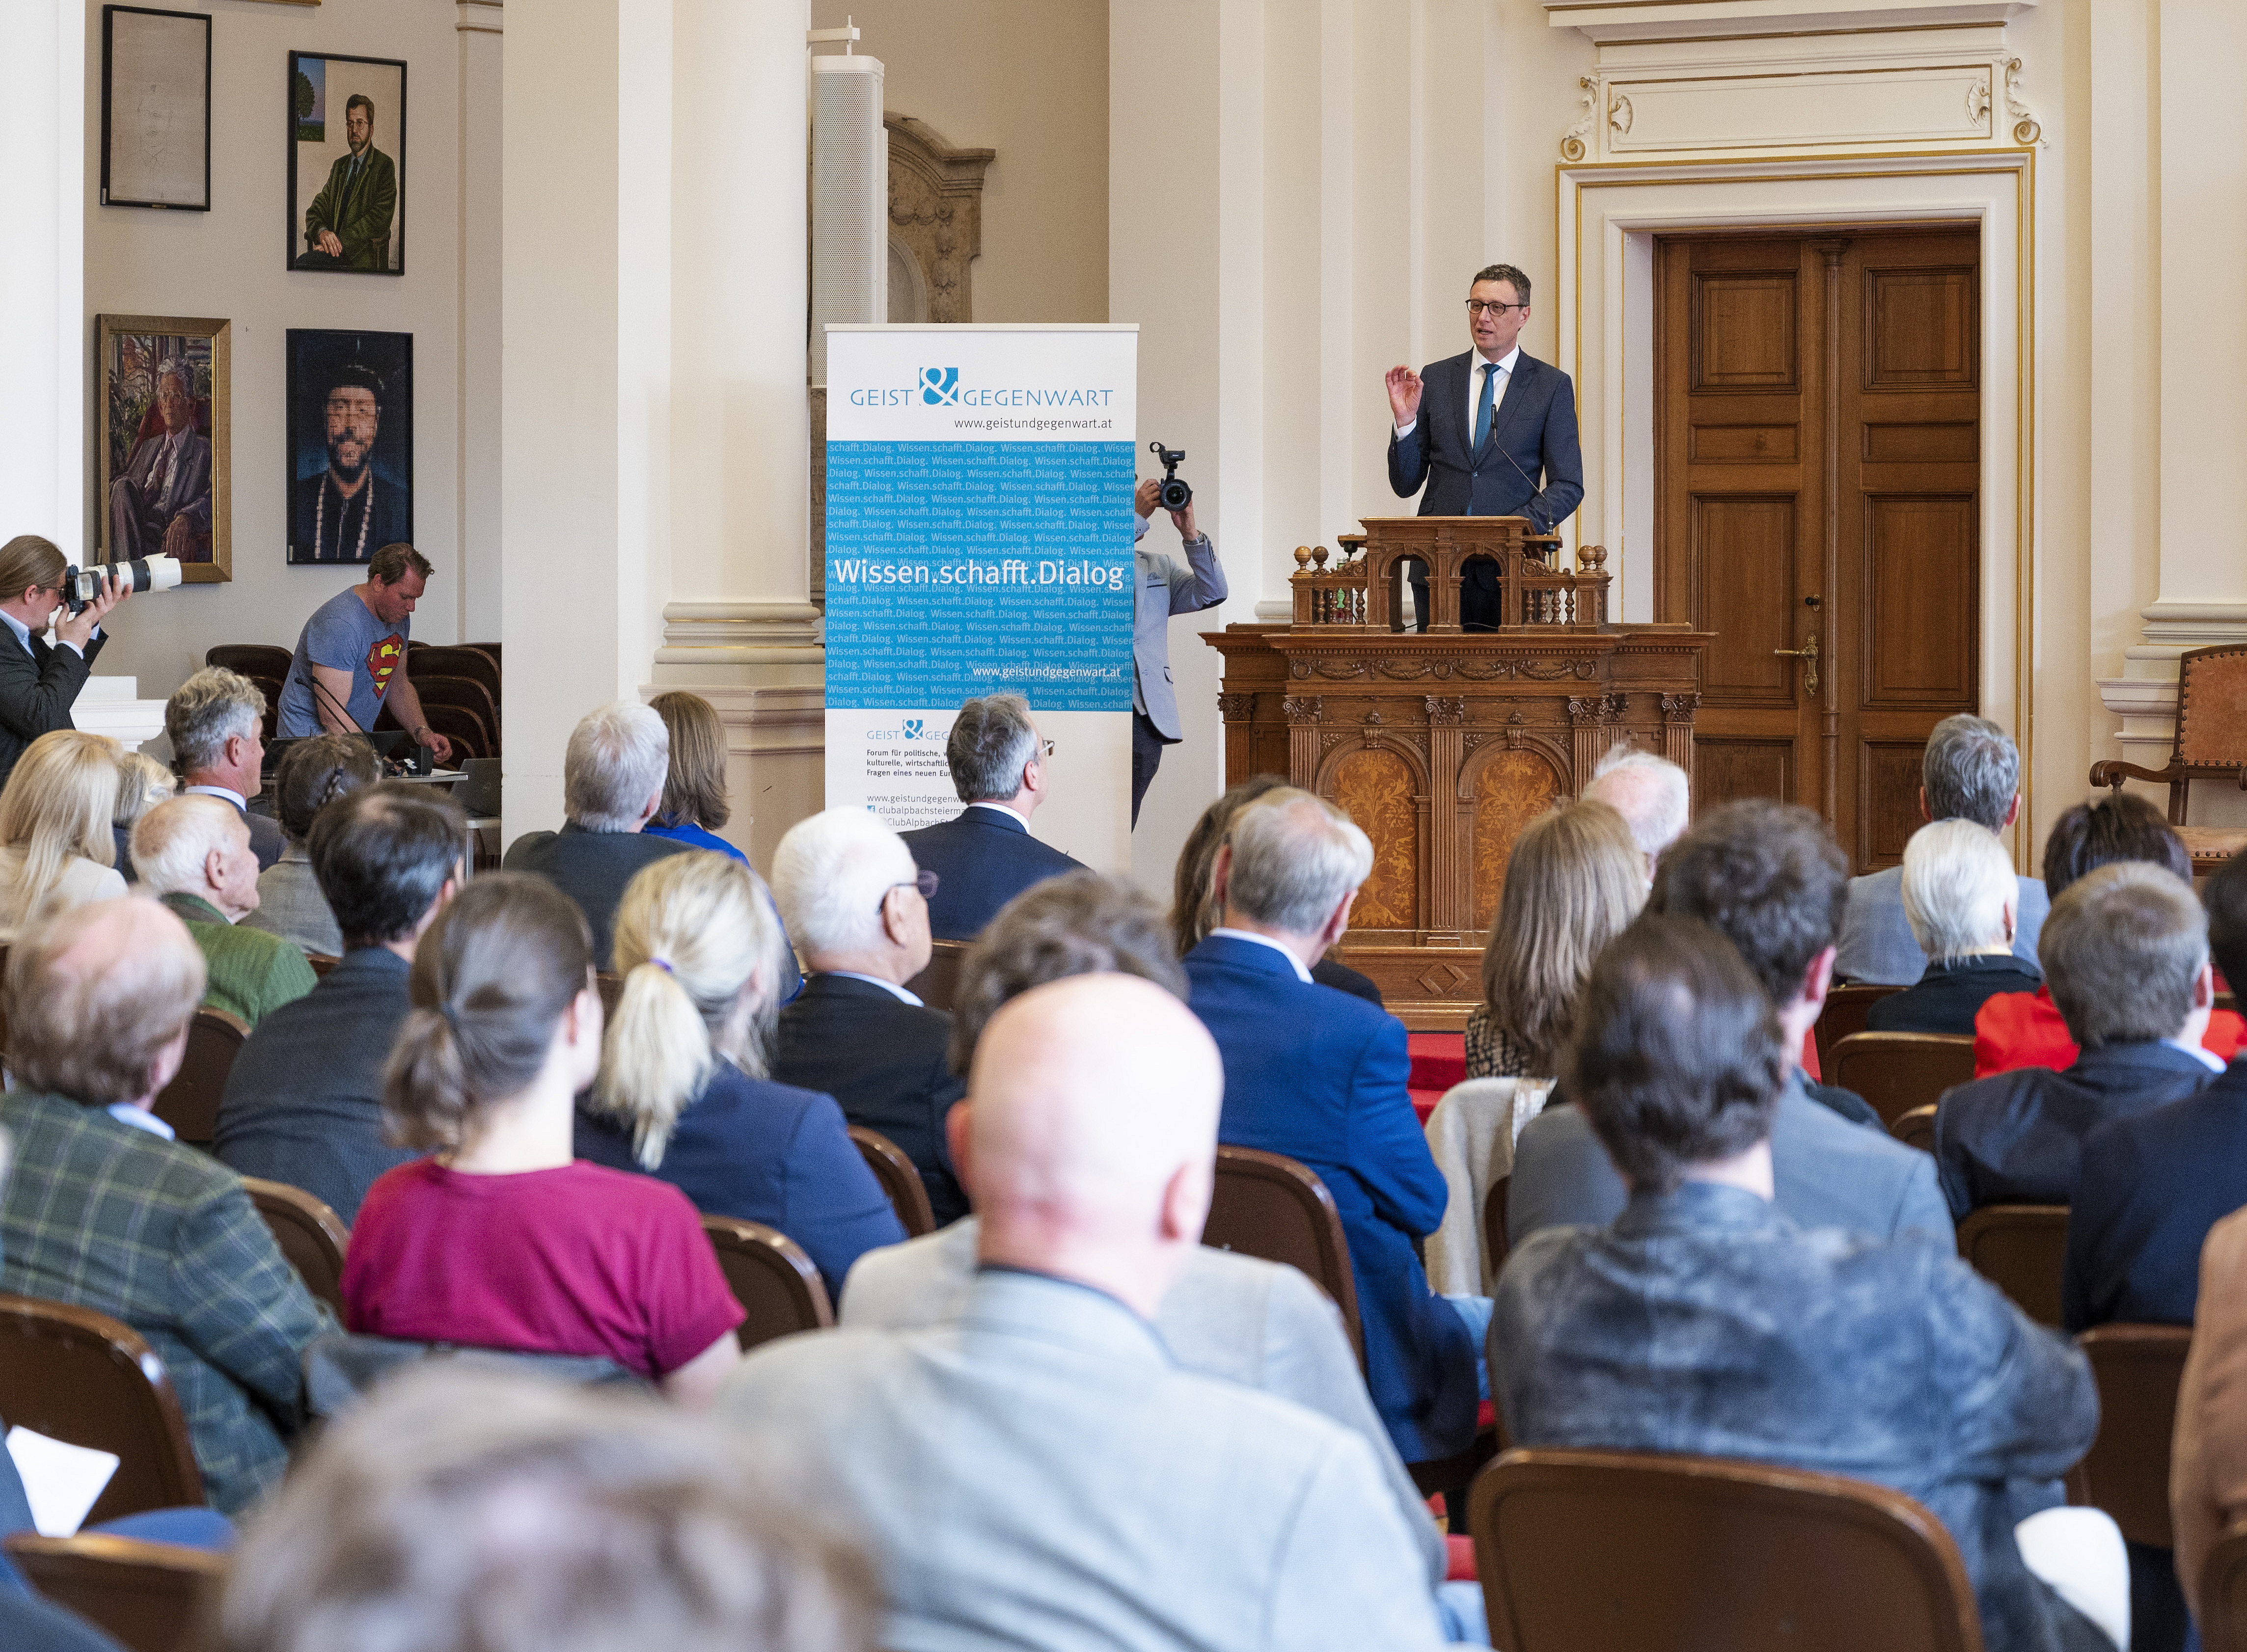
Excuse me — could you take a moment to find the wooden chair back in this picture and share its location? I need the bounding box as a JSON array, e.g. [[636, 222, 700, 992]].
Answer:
[[903, 938, 970, 1013], [1470, 1447, 1984, 1652], [306, 952, 340, 978], [2202, 1521, 2247, 1652], [0, 1294, 203, 1522], [2, 1533, 226, 1652], [2073, 1323, 2193, 1548], [1485, 1174, 1511, 1280], [1955, 1203, 2069, 1327], [148, 1005, 250, 1147], [1203, 1145, 1362, 1369], [241, 1177, 350, 1319], [2090, 644, 2247, 873], [1814, 984, 1903, 1072], [204, 644, 292, 681], [849, 1124, 936, 1237], [1828, 1032, 1977, 1129], [1890, 1104, 1939, 1155], [702, 1217, 833, 1351]]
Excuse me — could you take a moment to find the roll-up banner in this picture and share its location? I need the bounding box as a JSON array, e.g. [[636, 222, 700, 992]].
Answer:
[[823, 325, 1137, 873]]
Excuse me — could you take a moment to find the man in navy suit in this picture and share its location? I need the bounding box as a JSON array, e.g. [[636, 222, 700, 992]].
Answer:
[[1385, 263, 1584, 632], [1182, 787, 1479, 1466], [900, 694, 1085, 943]]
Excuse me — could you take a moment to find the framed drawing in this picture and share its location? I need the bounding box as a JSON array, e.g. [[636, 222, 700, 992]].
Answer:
[[288, 52, 407, 273], [95, 314, 230, 584], [287, 330, 412, 565], [101, 8, 212, 211]]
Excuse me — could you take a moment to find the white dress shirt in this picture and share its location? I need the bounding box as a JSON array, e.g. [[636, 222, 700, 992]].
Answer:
[[183, 783, 248, 811], [107, 1102, 176, 1140], [966, 801, 1033, 829], [824, 971, 925, 1007], [1209, 927, 1315, 985], [1394, 344, 1519, 444]]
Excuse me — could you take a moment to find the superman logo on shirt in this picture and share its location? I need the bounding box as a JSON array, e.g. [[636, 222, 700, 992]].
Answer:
[[366, 633, 406, 699]]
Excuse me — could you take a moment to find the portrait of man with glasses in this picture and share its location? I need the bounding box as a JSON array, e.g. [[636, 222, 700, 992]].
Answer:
[[1383, 263, 1585, 631]]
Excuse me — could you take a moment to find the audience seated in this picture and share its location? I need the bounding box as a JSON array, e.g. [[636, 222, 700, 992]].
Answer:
[[1171, 772, 1384, 1005], [1836, 714, 2048, 985], [217, 1367, 879, 1652], [1182, 787, 1479, 1466], [132, 794, 316, 1027], [575, 850, 904, 1296], [342, 873, 743, 1400], [2170, 1205, 2247, 1630], [502, 701, 686, 969], [768, 809, 969, 1227], [722, 975, 1466, 1651], [1978, 794, 2244, 1076], [1866, 819, 2044, 1035], [1466, 798, 1643, 1080], [1510, 800, 1947, 1248], [845, 867, 1459, 1622], [2064, 851, 2247, 1330], [1934, 862, 2218, 1219], [0, 730, 125, 939], [239, 733, 379, 957], [166, 666, 283, 872], [215, 784, 465, 1221], [897, 693, 1085, 941], [1494, 915, 2123, 1652], [1578, 744, 1690, 879], [110, 749, 172, 884], [0, 898, 330, 1513]]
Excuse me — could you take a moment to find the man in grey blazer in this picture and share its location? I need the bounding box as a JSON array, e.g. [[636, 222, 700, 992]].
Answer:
[[720, 975, 1469, 1652], [1131, 479, 1227, 825]]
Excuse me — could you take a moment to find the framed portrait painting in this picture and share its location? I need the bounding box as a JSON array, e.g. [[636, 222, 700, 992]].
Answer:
[[288, 52, 406, 273], [287, 330, 412, 565], [101, 7, 212, 211], [95, 313, 230, 583]]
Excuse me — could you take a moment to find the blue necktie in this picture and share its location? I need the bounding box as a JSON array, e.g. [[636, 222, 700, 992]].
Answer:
[[1473, 361, 1501, 456]]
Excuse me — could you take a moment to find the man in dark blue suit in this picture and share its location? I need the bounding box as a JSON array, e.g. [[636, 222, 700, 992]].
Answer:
[[1385, 263, 1585, 632], [1182, 787, 1479, 1466], [901, 694, 1085, 942]]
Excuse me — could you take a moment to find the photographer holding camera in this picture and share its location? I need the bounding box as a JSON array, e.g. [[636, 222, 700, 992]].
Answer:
[[1131, 445, 1228, 826], [0, 534, 131, 795]]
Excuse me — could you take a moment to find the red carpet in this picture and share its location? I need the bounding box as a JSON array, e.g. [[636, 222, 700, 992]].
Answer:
[[1409, 1031, 1466, 1122]]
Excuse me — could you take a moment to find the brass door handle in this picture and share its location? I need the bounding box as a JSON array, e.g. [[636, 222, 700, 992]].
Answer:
[[1773, 631, 1819, 696]]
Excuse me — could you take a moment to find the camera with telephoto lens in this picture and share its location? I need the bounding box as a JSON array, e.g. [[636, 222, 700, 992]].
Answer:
[[61, 556, 182, 615], [1150, 441, 1192, 511]]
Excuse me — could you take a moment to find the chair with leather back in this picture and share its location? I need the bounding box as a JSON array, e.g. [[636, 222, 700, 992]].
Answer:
[[849, 1124, 936, 1237], [1485, 1174, 1511, 1281], [1955, 1204, 2070, 1327], [2202, 1521, 2247, 1652], [2090, 644, 2247, 875], [1815, 984, 1904, 1072], [1891, 1105, 1939, 1155], [204, 645, 292, 682], [408, 675, 500, 759], [148, 1006, 250, 1148], [903, 938, 970, 1013], [241, 1178, 350, 1320], [2, 1532, 226, 1652], [701, 1217, 833, 1352], [0, 1294, 203, 1522], [407, 645, 501, 724], [1829, 1032, 1978, 1129], [1202, 1145, 1362, 1368], [2071, 1324, 2193, 1548], [1469, 1447, 1985, 1652]]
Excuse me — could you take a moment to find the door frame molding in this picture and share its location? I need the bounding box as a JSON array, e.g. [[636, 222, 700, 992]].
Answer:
[[1559, 147, 2034, 858]]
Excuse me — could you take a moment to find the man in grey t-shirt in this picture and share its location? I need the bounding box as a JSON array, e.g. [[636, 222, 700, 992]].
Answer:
[[276, 542, 452, 762]]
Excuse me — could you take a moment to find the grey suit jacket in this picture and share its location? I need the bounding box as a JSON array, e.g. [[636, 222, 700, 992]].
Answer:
[[1134, 532, 1228, 740], [1507, 1073, 1953, 1252], [721, 1270, 1456, 1652], [842, 1217, 1445, 1590], [1836, 863, 2049, 986], [239, 842, 343, 958]]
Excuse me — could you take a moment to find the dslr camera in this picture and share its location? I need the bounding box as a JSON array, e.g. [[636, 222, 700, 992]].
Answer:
[[61, 555, 182, 615], [1150, 441, 1192, 511]]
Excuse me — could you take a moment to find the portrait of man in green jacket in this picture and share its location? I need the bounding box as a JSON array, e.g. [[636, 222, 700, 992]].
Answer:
[[298, 92, 398, 272]]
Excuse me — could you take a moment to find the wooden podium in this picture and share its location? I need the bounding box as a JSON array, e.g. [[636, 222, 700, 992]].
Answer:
[[1203, 516, 1713, 1029]]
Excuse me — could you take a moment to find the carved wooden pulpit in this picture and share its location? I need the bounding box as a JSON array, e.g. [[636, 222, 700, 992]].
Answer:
[[1203, 516, 1713, 1028]]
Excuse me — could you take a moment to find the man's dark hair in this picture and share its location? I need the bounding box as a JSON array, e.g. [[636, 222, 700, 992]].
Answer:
[[1566, 915, 1789, 1195], [308, 781, 467, 950], [1471, 263, 1531, 307], [345, 92, 375, 122], [367, 542, 431, 586], [948, 871, 1187, 1075], [2208, 853, 2247, 996], [1647, 799, 1847, 1009], [1921, 714, 2020, 830], [2040, 792, 2190, 900]]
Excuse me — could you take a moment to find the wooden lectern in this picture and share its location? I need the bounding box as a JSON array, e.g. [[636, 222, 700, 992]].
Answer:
[[1203, 516, 1712, 1028]]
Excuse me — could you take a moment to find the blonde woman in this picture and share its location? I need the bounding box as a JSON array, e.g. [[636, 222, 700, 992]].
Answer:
[[1466, 799, 1645, 1080], [0, 730, 126, 935], [112, 749, 175, 882], [575, 850, 904, 1296]]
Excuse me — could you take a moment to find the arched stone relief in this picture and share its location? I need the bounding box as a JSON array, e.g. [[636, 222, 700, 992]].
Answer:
[[887, 114, 993, 325]]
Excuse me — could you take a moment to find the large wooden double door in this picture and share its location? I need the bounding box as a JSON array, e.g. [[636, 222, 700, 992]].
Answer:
[[1655, 226, 1981, 872]]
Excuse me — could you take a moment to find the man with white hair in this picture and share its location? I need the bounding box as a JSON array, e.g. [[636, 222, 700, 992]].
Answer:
[[1581, 744, 1689, 875], [899, 693, 1084, 941], [1867, 818, 2044, 1036], [1182, 788, 1480, 1471], [134, 794, 316, 1027], [167, 665, 282, 871], [503, 700, 686, 969], [769, 807, 968, 1226], [723, 975, 1465, 1651]]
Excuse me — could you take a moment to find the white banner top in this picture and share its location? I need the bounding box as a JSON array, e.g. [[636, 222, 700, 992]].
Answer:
[[826, 324, 1138, 445]]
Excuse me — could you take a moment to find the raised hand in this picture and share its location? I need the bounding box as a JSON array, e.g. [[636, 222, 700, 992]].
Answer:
[[1385, 364, 1424, 427]]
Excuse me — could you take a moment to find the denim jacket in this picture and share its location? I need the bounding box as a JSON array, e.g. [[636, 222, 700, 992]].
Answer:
[[1493, 1182, 2105, 1652]]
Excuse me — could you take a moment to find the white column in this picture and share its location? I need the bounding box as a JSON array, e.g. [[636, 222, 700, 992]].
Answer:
[[457, 2, 504, 641], [0, 0, 82, 557]]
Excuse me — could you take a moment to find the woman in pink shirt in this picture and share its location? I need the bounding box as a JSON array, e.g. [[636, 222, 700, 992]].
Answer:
[[342, 873, 744, 1404]]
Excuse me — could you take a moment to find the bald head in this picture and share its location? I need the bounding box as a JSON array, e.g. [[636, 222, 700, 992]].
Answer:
[[1582, 748, 1690, 862], [6, 896, 205, 1107], [132, 793, 262, 919]]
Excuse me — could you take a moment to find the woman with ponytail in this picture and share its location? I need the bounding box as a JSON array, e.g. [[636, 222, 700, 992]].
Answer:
[[576, 851, 904, 1296], [340, 873, 745, 1404]]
